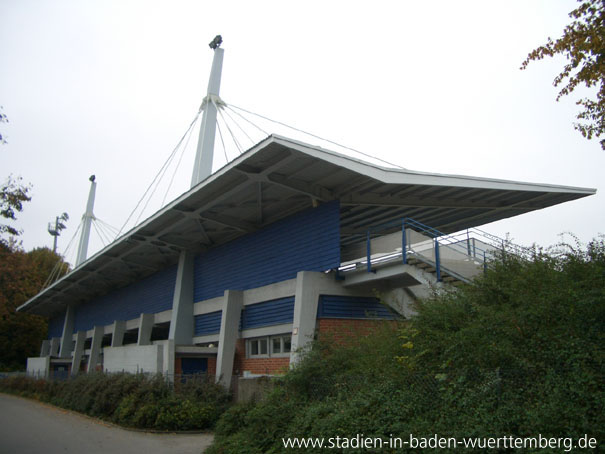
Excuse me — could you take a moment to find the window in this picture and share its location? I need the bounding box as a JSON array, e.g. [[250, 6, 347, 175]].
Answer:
[[247, 334, 291, 358]]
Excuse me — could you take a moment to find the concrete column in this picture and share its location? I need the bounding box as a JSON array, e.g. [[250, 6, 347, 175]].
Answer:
[[49, 337, 60, 356], [111, 320, 126, 347], [216, 290, 243, 387], [71, 331, 86, 375], [59, 305, 75, 358], [87, 326, 103, 372], [290, 271, 322, 365], [163, 339, 175, 378], [168, 250, 195, 345], [138, 313, 154, 346], [40, 340, 51, 357]]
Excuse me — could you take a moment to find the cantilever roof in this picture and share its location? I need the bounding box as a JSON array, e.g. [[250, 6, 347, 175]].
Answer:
[[19, 134, 596, 317]]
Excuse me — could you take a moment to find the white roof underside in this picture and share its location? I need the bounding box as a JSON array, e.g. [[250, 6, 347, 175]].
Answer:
[[19, 135, 595, 317]]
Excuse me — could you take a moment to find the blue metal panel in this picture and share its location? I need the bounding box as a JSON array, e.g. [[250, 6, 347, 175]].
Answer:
[[194, 310, 222, 335], [47, 315, 64, 339], [73, 265, 177, 332], [193, 200, 340, 302], [241, 296, 295, 330], [181, 357, 208, 375], [317, 295, 396, 320]]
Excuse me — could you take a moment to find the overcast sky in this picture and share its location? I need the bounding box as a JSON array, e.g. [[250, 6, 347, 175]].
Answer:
[[1, 0, 603, 264]]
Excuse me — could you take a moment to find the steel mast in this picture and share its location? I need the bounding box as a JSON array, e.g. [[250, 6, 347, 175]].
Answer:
[[75, 175, 97, 266], [190, 35, 224, 188]]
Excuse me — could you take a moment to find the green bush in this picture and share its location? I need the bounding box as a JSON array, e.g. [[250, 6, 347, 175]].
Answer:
[[208, 238, 605, 453], [0, 371, 231, 431]]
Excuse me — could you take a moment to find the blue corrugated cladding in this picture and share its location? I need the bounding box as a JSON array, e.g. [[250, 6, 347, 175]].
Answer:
[[193, 200, 340, 302], [241, 296, 295, 330], [73, 265, 177, 332], [194, 311, 222, 336], [47, 315, 64, 339], [317, 295, 395, 320]]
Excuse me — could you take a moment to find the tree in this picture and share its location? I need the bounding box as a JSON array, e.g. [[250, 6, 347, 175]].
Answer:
[[0, 245, 69, 370], [0, 175, 32, 245], [0, 106, 7, 144], [522, 0, 605, 149]]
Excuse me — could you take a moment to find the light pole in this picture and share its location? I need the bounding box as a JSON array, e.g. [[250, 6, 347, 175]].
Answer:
[[47, 212, 69, 253]]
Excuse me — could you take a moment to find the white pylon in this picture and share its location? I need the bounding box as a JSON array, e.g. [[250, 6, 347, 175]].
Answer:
[[190, 36, 224, 188], [75, 175, 97, 266]]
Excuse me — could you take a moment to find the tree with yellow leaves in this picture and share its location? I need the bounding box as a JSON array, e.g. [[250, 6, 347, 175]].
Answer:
[[522, 0, 604, 149]]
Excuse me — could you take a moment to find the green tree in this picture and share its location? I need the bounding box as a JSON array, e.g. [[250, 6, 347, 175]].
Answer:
[[208, 238, 604, 454], [0, 245, 69, 370], [522, 0, 605, 149], [1, 175, 31, 246]]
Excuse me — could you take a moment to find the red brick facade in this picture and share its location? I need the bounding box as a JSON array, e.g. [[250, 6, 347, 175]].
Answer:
[[175, 319, 393, 380], [232, 338, 290, 376], [207, 356, 216, 376], [317, 318, 396, 344]]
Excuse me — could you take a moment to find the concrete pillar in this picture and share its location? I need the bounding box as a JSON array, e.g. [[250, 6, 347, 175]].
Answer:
[[168, 250, 195, 345], [49, 337, 60, 356], [71, 331, 86, 375], [138, 313, 154, 346], [87, 326, 103, 372], [216, 290, 243, 387], [59, 305, 75, 358], [40, 340, 51, 357], [290, 271, 322, 365], [163, 339, 175, 378], [111, 320, 126, 347]]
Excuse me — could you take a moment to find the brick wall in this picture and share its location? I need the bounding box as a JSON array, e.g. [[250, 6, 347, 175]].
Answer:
[[232, 338, 290, 376], [207, 357, 216, 376], [317, 318, 396, 344]]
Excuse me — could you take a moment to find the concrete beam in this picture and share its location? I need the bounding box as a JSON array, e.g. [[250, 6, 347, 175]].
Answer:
[[40, 340, 51, 357], [49, 337, 60, 356], [71, 331, 86, 375], [290, 271, 322, 365], [87, 326, 103, 372], [216, 290, 243, 388], [59, 306, 75, 358], [168, 250, 195, 345], [111, 320, 126, 347], [138, 313, 154, 346]]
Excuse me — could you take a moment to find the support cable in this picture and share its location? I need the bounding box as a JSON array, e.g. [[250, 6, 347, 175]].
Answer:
[[222, 107, 256, 145], [92, 220, 108, 247], [228, 103, 406, 169], [216, 118, 229, 163], [93, 219, 114, 246], [161, 114, 197, 206], [116, 110, 201, 239], [216, 102, 243, 154], [225, 105, 268, 136], [43, 219, 83, 288]]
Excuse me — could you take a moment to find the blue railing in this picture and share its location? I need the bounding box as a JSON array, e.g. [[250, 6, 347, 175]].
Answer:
[[353, 217, 521, 282]]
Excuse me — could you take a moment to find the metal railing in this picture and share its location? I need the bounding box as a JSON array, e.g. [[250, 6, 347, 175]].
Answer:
[[341, 217, 530, 283]]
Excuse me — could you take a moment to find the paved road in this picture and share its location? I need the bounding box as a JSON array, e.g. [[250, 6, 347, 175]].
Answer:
[[0, 393, 214, 454]]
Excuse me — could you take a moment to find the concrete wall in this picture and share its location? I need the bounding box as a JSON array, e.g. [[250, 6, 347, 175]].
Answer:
[[26, 356, 49, 378], [103, 344, 163, 374], [237, 376, 276, 403]]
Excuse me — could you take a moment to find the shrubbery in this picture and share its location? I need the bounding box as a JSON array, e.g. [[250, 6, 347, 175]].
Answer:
[[208, 238, 605, 453], [0, 372, 230, 431]]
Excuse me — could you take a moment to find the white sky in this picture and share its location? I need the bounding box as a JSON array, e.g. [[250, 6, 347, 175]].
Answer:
[[1, 0, 603, 264]]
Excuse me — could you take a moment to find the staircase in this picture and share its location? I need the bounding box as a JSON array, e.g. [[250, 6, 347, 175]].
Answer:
[[339, 217, 528, 286]]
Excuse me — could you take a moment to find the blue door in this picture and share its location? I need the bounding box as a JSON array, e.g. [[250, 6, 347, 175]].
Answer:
[[181, 357, 208, 375]]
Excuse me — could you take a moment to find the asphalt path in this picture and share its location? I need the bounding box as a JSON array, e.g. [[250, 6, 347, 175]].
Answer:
[[0, 393, 214, 454]]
